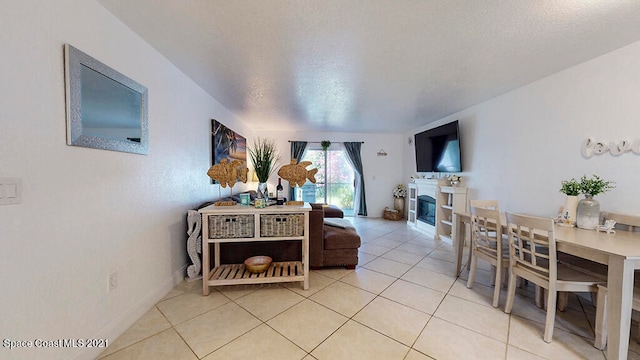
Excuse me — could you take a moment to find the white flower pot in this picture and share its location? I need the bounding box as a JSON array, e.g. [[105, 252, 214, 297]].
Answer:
[[561, 195, 579, 226], [394, 197, 405, 217]]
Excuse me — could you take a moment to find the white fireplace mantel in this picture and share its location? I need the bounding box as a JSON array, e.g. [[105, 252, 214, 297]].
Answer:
[[407, 179, 447, 237], [407, 178, 467, 243], [413, 178, 441, 198]]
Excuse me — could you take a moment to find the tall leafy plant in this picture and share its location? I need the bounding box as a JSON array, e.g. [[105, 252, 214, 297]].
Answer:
[[248, 138, 279, 183]]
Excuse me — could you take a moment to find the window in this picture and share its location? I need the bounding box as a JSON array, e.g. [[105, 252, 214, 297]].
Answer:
[[296, 147, 355, 215]]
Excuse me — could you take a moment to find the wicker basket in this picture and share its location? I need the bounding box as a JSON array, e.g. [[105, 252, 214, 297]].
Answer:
[[208, 214, 255, 239], [383, 208, 403, 221], [260, 213, 305, 237]]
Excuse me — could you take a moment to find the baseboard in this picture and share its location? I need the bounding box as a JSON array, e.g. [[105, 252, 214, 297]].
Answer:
[[69, 264, 187, 360]]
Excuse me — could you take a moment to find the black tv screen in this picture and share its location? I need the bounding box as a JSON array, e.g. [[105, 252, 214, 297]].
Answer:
[[414, 120, 462, 173]]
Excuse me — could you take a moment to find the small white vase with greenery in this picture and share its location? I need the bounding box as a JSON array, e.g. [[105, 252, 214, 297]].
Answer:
[[248, 138, 280, 200], [559, 178, 580, 226]]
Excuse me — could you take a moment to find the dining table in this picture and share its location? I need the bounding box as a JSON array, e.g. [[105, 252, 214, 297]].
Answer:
[[452, 211, 640, 360]]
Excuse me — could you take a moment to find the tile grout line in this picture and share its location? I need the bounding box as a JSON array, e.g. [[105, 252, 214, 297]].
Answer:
[[101, 219, 619, 359]]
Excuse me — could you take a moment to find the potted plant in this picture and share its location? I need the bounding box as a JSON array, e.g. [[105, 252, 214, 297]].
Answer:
[[248, 138, 280, 200], [393, 184, 407, 198], [576, 174, 615, 230], [320, 140, 331, 151], [580, 174, 615, 197], [393, 184, 407, 216], [559, 178, 580, 226]]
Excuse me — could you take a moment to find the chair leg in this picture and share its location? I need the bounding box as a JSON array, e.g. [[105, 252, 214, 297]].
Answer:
[[516, 277, 529, 288], [594, 284, 608, 350], [558, 292, 569, 312], [535, 286, 544, 309], [466, 230, 473, 271], [466, 250, 477, 289], [492, 262, 501, 308], [502, 265, 509, 288], [543, 288, 557, 343], [490, 264, 496, 284], [504, 271, 517, 314]]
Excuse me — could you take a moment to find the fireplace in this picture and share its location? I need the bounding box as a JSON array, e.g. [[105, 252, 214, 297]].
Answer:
[[417, 195, 436, 226]]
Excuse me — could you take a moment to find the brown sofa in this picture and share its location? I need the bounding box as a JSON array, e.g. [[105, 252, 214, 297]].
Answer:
[[309, 203, 361, 269], [198, 199, 360, 269]]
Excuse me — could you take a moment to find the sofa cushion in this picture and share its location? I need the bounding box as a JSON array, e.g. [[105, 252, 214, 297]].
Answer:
[[323, 225, 361, 250], [324, 218, 355, 229], [324, 205, 344, 218], [230, 190, 257, 203], [310, 203, 344, 218]]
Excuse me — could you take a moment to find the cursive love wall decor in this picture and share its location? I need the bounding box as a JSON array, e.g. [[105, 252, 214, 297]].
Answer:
[[582, 138, 640, 158]]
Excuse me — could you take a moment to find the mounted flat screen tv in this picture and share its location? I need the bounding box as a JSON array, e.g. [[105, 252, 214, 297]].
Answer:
[[414, 120, 462, 173]]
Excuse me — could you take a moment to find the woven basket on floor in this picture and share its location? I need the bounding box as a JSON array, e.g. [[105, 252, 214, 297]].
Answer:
[[383, 208, 403, 221]]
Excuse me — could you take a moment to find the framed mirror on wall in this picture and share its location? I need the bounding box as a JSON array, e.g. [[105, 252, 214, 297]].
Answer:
[[64, 44, 149, 155]]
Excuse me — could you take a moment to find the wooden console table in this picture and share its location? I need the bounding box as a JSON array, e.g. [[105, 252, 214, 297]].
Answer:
[[198, 203, 311, 295]]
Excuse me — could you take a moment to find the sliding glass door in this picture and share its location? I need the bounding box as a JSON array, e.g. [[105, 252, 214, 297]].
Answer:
[[296, 148, 355, 215]]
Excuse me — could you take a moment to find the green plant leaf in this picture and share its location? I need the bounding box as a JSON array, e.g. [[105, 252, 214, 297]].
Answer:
[[248, 138, 280, 183], [579, 174, 615, 197], [559, 178, 580, 196]]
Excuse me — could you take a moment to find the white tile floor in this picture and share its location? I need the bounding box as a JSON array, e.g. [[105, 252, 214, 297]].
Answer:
[[98, 217, 640, 360]]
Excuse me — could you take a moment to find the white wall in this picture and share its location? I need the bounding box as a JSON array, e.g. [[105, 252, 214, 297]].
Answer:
[[259, 130, 405, 217], [404, 40, 640, 217], [6, 2, 638, 359], [0, 1, 249, 359]]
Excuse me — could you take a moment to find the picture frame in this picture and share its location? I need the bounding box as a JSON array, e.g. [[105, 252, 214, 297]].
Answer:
[[211, 119, 246, 182], [64, 44, 148, 155]]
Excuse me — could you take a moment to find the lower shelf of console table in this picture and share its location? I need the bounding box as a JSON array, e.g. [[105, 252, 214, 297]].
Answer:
[[207, 261, 304, 286]]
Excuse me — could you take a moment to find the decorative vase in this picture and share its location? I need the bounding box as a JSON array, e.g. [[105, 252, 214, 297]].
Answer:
[[562, 195, 579, 226], [257, 182, 269, 201], [394, 197, 405, 217], [576, 195, 600, 230]]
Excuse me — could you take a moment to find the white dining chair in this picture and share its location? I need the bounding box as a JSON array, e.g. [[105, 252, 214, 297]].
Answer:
[[465, 200, 500, 271], [602, 212, 640, 233], [469, 199, 499, 210], [504, 212, 606, 343], [466, 203, 508, 307]]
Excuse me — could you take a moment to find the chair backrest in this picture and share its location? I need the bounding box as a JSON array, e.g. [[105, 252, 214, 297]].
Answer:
[[505, 212, 556, 281], [470, 205, 503, 258], [469, 199, 499, 210], [603, 212, 640, 233]]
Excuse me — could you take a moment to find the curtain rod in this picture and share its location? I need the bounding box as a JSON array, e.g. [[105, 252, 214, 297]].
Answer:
[[288, 140, 364, 143]]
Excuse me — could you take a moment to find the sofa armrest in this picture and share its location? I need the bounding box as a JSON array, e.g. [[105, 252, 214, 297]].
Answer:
[[309, 206, 325, 267], [323, 205, 344, 219]]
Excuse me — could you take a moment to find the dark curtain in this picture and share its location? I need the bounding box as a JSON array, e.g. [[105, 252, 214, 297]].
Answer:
[[289, 141, 308, 201], [343, 142, 367, 216]]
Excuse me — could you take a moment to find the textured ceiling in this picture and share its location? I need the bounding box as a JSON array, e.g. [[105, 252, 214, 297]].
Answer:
[[98, 0, 640, 133]]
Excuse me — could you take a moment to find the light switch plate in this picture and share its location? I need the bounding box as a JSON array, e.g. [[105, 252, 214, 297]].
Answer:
[[0, 178, 22, 205]]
